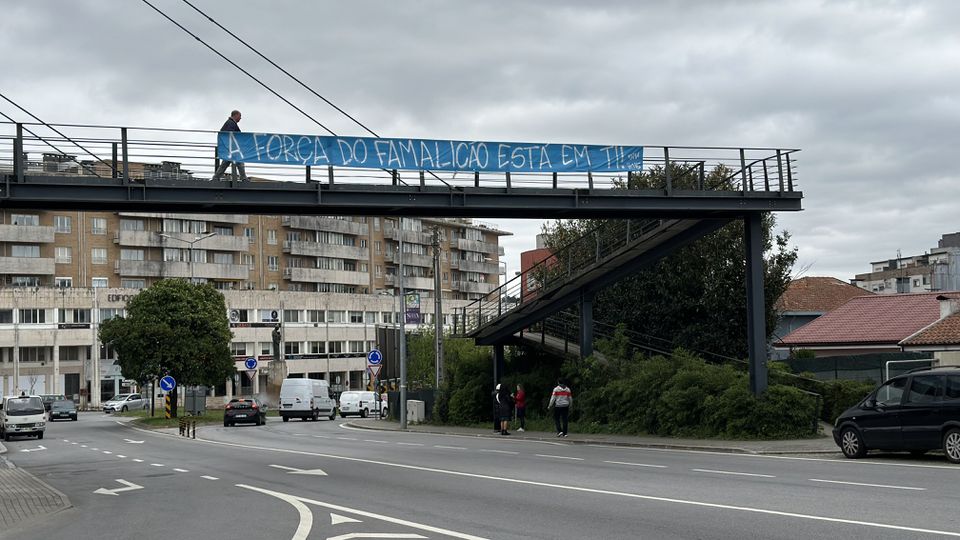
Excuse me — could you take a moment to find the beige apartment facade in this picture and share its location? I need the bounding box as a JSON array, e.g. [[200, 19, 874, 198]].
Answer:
[[0, 209, 508, 406]]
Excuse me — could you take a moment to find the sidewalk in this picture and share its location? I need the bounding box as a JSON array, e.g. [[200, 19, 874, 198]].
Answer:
[[0, 453, 72, 531], [345, 419, 840, 455]]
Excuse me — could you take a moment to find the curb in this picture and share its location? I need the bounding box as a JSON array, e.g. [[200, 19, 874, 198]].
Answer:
[[0, 440, 6, 455], [343, 421, 839, 456]]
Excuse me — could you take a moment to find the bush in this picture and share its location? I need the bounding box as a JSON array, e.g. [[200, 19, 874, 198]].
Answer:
[[820, 379, 876, 424]]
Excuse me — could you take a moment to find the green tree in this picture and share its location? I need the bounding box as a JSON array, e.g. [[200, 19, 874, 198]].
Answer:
[[99, 279, 235, 416], [542, 164, 797, 359]]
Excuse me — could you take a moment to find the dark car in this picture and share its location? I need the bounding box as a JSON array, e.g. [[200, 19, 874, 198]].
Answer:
[[833, 366, 960, 463], [40, 394, 66, 412], [49, 400, 78, 421], [223, 398, 267, 427]]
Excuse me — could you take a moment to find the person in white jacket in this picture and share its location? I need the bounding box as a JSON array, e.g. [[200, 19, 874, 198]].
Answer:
[[548, 379, 572, 437]]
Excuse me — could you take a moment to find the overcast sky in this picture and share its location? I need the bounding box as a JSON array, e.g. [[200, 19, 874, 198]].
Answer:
[[2, 1, 958, 282]]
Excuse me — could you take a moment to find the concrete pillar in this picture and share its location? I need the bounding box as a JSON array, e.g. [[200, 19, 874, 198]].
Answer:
[[579, 292, 595, 359], [493, 345, 505, 384], [744, 213, 768, 395], [253, 371, 260, 395], [225, 377, 234, 399]]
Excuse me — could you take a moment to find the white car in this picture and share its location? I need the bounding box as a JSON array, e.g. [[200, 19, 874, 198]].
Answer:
[[1, 395, 46, 441], [339, 391, 387, 418], [103, 393, 148, 413]]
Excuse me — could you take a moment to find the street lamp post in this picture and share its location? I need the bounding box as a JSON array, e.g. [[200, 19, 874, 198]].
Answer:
[[158, 231, 216, 282]]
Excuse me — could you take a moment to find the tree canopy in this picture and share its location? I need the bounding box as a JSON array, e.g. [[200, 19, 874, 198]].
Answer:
[[99, 279, 236, 390], [541, 164, 797, 359]]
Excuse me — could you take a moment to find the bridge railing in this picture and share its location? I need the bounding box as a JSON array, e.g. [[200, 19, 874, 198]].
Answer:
[[0, 121, 799, 192]]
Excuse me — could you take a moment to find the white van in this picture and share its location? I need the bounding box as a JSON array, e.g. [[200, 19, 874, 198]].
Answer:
[[279, 378, 335, 422], [339, 391, 387, 418], [1, 394, 46, 441]]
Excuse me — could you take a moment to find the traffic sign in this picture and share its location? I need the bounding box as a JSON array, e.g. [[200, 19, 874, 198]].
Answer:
[[244, 357, 258, 370], [246, 370, 257, 380], [159, 375, 176, 392], [367, 349, 382, 365], [368, 365, 382, 380]]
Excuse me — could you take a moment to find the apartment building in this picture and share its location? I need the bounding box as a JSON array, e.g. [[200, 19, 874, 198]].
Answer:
[[0, 208, 508, 406], [852, 233, 960, 294]]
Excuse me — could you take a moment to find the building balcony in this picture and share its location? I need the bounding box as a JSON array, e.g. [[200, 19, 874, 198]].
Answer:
[[384, 274, 435, 290], [282, 216, 368, 236], [282, 267, 370, 285], [115, 260, 249, 279], [119, 212, 249, 224], [283, 241, 369, 260], [457, 238, 499, 254], [0, 257, 55, 275], [117, 230, 247, 251], [452, 280, 497, 294], [384, 251, 433, 267], [0, 224, 55, 243], [384, 226, 433, 245], [456, 259, 500, 274]]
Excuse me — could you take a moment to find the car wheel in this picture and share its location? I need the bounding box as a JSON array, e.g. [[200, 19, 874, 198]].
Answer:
[[72, 415, 78, 421], [943, 428, 960, 464], [361, 408, 368, 419], [121, 405, 128, 412], [3, 433, 10, 442], [840, 427, 866, 459], [282, 416, 289, 422], [37, 432, 43, 440], [223, 420, 229, 427]]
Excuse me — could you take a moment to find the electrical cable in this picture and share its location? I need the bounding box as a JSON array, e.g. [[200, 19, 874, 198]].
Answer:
[[0, 98, 107, 178]]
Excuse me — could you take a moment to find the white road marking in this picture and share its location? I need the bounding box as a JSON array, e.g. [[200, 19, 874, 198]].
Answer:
[[171, 434, 960, 538], [604, 460, 667, 469], [132, 459, 144, 463], [91, 447, 99, 451], [364, 440, 389, 444], [80, 445, 87, 448], [535, 454, 583, 461], [201, 475, 219, 480], [434, 445, 466, 450], [692, 469, 775, 478], [238, 484, 487, 540], [269, 464, 328, 476], [20, 445, 47, 453], [479, 449, 518, 455], [94, 479, 143, 496], [337, 437, 358, 441], [150, 463, 164, 467], [809, 479, 926, 491], [123, 439, 145, 444], [173, 468, 189, 473], [117, 455, 126, 458], [327, 534, 425, 539], [71, 442, 78, 445], [312, 435, 330, 439], [331, 513, 362, 525], [238, 484, 314, 540], [102, 451, 112, 455], [62, 439, 69, 442], [397, 442, 423, 447]]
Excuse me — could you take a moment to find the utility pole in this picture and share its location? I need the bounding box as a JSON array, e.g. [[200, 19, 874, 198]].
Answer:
[[399, 218, 407, 430], [432, 228, 443, 387]]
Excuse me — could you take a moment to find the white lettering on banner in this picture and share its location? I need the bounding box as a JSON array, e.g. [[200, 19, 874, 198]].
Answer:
[[539, 144, 552, 169], [337, 139, 354, 165], [282, 135, 296, 163], [251, 133, 264, 160], [312, 137, 330, 165], [573, 145, 591, 167], [296, 136, 313, 165], [398, 139, 417, 168], [266, 134, 284, 160], [420, 141, 435, 168], [374, 140, 391, 167], [227, 132, 244, 160], [497, 143, 511, 168], [352, 139, 368, 164]]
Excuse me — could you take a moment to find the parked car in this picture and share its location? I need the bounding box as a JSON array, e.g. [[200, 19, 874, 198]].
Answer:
[[40, 394, 66, 412], [833, 366, 960, 463], [103, 393, 148, 413], [339, 391, 387, 418], [0, 394, 46, 441], [49, 399, 78, 421], [279, 378, 336, 422], [224, 398, 267, 426]]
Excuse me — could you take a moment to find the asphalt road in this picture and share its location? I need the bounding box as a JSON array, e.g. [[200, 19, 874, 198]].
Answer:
[[4, 412, 960, 540]]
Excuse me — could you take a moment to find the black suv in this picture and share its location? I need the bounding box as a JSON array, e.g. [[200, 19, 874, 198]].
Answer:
[[833, 367, 960, 463]]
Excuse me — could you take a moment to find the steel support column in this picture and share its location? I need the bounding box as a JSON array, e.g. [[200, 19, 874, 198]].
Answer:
[[493, 345, 505, 385], [744, 213, 767, 395], [579, 292, 594, 358]]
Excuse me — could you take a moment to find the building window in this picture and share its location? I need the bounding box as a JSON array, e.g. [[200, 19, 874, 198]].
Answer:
[[327, 311, 345, 323], [287, 283, 303, 292], [375, 241, 382, 254], [91, 217, 107, 235], [286, 231, 301, 242], [0, 310, 12, 323], [244, 227, 255, 243], [19, 309, 46, 324], [11, 214, 39, 226], [54, 215, 72, 233], [99, 308, 124, 321], [286, 257, 302, 268], [359, 263, 368, 272], [213, 252, 234, 265], [374, 217, 380, 231], [120, 218, 144, 231], [55, 277, 73, 288], [284, 342, 301, 356], [19, 347, 50, 363], [11, 276, 41, 287], [91, 248, 108, 264], [11, 245, 40, 258], [364, 311, 377, 324], [307, 309, 324, 323], [268, 256, 279, 272], [55, 246, 72, 263], [59, 308, 91, 324], [214, 225, 233, 236], [91, 277, 108, 288], [349, 341, 365, 353], [360, 239, 367, 248], [267, 229, 277, 245], [120, 249, 144, 261], [260, 342, 272, 356], [382, 312, 393, 324], [242, 281, 256, 290], [242, 254, 255, 269], [308, 341, 325, 354], [375, 265, 383, 278], [121, 279, 145, 289], [328, 341, 345, 354], [349, 311, 363, 323], [230, 342, 249, 356], [283, 309, 301, 323]]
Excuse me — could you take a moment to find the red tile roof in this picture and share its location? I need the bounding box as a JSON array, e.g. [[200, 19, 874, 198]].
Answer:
[[901, 310, 960, 346], [775, 276, 871, 313], [778, 292, 960, 347]]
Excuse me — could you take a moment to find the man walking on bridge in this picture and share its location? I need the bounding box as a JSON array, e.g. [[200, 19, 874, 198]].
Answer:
[[212, 110, 248, 181]]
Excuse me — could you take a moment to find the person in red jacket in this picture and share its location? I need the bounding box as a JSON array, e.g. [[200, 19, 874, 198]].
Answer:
[[513, 384, 526, 432]]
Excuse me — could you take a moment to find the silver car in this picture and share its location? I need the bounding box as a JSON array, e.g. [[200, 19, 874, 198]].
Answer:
[[103, 393, 148, 413]]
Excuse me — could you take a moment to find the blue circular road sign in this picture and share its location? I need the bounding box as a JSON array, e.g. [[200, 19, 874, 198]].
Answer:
[[159, 375, 177, 392], [244, 357, 258, 370], [367, 349, 382, 365]]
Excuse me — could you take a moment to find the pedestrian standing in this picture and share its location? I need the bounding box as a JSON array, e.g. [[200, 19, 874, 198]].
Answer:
[[496, 383, 514, 436], [548, 379, 572, 437], [492, 385, 501, 433], [513, 384, 526, 432], [212, 110, 249, 181]]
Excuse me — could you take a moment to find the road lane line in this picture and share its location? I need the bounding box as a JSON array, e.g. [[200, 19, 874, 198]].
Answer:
[[535, 454, 584, 461], [397, 442, 423, 446], [120, 422, 960, 537], [236, 484, 314, 540], [809, 479, 925, 491], [337, 437, 357, 441], [434, 445, 466, 450], [270, 464, 301, 472], [480, 449, 519, 455], [692, 469, 775, 478], [132, 459, 143, 463], [312, 435, 330, 439], [102, 451, 112, 455], [150, 463, 164, 467], [605, 461, 667, 469], [91, 448, 99, 451], [201, 475, 219, 480], [117, 455, 126, 458], [173, 468, 189, 473], [80, 445, 87, 448], [364, 440, 389, 444]]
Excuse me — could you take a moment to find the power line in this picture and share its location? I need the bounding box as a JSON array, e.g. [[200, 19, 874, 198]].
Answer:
[[0, 94, 107, 178]]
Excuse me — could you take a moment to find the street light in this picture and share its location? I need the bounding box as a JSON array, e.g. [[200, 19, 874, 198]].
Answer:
[[158, 231, 216, 282]]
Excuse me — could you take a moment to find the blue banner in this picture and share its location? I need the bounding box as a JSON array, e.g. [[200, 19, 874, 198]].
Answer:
[[218, 132, 643, 173]]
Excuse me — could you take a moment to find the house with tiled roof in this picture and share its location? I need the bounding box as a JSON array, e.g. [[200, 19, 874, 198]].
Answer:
[[900, 295, 960, 366], [773, 277, 871, 342], [775, 291, 959, 357]]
